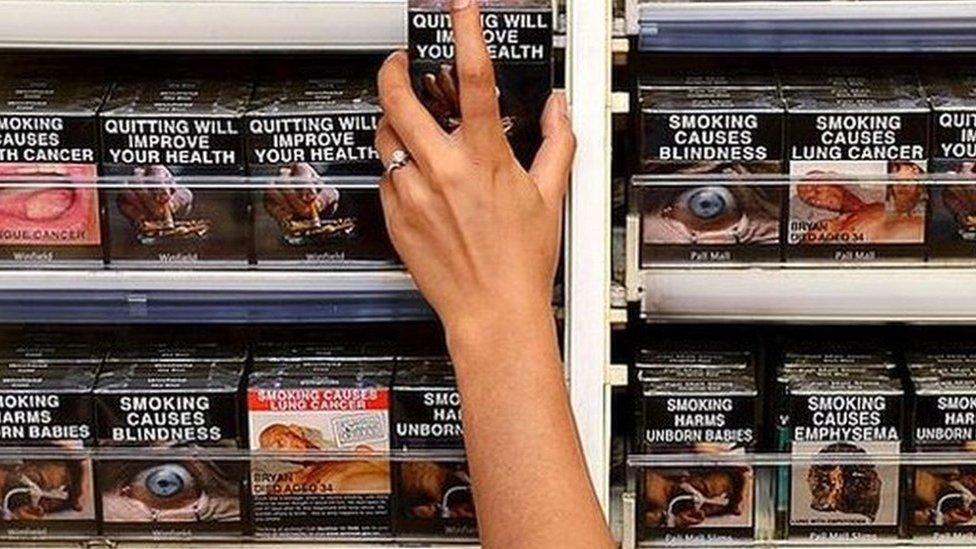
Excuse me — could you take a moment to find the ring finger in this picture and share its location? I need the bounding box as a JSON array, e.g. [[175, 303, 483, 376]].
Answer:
[[375, 118, 423, 187]]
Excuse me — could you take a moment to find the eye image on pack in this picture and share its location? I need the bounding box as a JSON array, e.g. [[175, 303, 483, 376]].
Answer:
[[97, 456, 241, 528], [636, 83, 785, 264], [640, 185, 782, 264], [94, 355, 246, 537]]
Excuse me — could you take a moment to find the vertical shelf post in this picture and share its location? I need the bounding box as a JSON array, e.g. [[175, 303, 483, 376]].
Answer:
[[565, 0, 612, 512]]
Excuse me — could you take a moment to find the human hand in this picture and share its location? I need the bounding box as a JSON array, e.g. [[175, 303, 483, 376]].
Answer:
[[117, 165, 193, 230], [264, 162, 342, 235], [375, 0, 574, 339]]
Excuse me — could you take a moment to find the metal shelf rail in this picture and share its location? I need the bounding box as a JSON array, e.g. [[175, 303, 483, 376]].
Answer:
[[637, 1, 976, 52], [0, 270, 431, 323]]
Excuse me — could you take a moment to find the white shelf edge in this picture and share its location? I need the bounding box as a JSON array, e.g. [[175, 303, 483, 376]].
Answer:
[[640, 268, 976, 322], [0, 0, 405, 50], [0, 270, 416, 293]]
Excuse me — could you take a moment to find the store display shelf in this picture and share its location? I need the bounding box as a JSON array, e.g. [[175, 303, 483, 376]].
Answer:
[[6, 540, 479, 548], [636, 267, 976, 323], [0, 0, 405, 50], [636, 1, 976, 52], [0, 270, 430, 324], [622, 452, 976, 548]]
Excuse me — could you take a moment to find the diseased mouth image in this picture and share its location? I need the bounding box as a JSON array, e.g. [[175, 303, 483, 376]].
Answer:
[[117, 165, 211, 245], [265, 163, 355, 245], [0, 165, 99, 246], [807, 443, 881, 521]]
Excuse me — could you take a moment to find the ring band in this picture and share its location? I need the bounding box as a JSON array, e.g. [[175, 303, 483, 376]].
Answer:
[[386, 149, 411, 175]]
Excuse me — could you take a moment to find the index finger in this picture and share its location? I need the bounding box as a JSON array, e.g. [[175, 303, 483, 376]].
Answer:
[[451, 0, 504, 132]]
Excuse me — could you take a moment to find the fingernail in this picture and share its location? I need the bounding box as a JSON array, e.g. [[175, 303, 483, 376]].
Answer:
[[554, 91, 570, 116], [452, 0, 471, 10]]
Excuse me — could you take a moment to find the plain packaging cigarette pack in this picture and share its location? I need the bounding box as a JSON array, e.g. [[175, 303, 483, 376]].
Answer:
[[245, 79, 396, 268], [783, 374, 904, 540], [99, 79, 252, 268], [636, 373, 759, 544], [0, 361, 98, 538], [247, 349, 394, 538], [637, 86, 785, 265], [93, 360, 246, 537], [906, 353, 976, 539], [0, 77, 108, 267], [409, 0, 553, 169], [391, 357, 476, 539], [924, 79, 976, 261], [784, 88, 930, 263]]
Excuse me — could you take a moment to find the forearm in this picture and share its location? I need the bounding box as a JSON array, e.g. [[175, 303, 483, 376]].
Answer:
[[447, 307, 615, 549]]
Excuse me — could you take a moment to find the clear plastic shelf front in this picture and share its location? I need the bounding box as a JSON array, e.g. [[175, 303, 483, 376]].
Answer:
[[0, 447, 476, 543], [0, 176, 396, 271], [624, 452, 976, 547]]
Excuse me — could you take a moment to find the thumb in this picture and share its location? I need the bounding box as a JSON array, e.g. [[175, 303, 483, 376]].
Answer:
[[529, 91, 576, 207]]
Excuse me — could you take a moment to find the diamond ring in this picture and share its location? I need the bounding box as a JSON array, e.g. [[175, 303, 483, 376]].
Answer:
[[386, 149, 411, 175]]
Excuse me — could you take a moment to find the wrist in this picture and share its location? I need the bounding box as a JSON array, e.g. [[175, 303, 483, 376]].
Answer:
[[443, 298, 559, 368]]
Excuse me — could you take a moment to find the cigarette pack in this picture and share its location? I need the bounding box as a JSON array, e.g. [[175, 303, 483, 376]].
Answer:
[[391, 357, 475, 539], [246, 79, 396, 268], [99, 79, 252, 268], [785, 87, 930, 263], [247, 350, 394, 538], [0, 361, 97, 538], [409, 0, 553, 168], [637, 86, 785, 264], [0, 77, 108, 267], [94, 360, 246, 537]]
